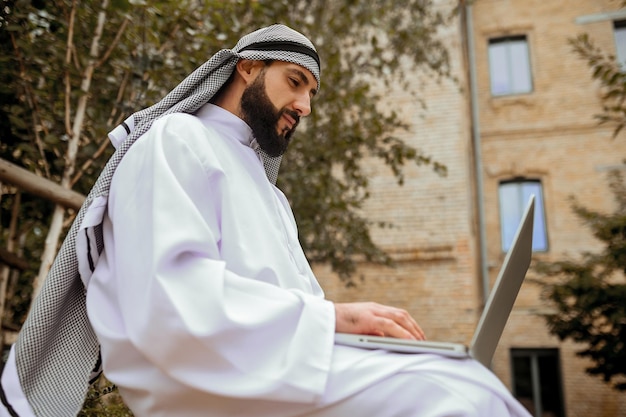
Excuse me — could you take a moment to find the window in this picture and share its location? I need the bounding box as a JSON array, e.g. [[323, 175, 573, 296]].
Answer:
[[511, 349, 565, 417], [488, 36, 533, 96], [614, 21, 626, 68], [498, 180, 548, 252]]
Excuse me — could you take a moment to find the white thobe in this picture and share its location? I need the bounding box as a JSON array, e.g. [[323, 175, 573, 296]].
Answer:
[[85, 104, 532, 417]]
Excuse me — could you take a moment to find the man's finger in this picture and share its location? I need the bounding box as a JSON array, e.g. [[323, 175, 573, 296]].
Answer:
[[377, 306, 425, 340]]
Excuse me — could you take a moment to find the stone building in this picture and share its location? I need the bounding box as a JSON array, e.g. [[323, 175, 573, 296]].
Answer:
[[315, 1, 626, 416]]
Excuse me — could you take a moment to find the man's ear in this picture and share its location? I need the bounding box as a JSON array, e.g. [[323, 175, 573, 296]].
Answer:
[[236, 59, 264, 85]]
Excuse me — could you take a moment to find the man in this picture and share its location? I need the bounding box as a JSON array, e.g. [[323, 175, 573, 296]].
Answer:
[[1, 25, 531, 417]]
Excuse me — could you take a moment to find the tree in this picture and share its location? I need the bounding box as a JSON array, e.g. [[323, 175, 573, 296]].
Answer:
[[569, 32, 626, 137], [1, 0, 234, 328], [1, 0, 454, 413], [569, 0, 626, 138], [1, 0, 453, 326], [534, 8, 626, 392], [536, 171, 626, 391]]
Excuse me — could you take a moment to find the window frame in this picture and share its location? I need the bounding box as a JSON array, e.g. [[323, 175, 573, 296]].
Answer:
[[613, 20, 626, 68], [498, 179, 548, 253], [488, 35, 533, 96], [510, 348, 566, 417]]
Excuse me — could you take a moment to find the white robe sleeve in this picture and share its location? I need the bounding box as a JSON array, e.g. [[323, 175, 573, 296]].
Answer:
[[91, 114, 336, 403]]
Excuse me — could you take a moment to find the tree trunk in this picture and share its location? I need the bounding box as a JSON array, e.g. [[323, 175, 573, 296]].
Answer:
[[4, 232, 27, 329], [0, 183, 6, 348], [31, 0, 110, 301], [32, 205, 66, 299], [0, 187, 20, 347]]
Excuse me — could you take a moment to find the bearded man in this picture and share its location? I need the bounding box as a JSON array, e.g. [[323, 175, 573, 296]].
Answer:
[[1, 25, 531, 417]]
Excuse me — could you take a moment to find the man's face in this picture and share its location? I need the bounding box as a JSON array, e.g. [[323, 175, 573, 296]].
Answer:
[[240, 61, 317, 157]]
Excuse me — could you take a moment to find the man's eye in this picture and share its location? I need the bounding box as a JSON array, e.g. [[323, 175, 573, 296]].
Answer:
[[289, 78, 300, 87]]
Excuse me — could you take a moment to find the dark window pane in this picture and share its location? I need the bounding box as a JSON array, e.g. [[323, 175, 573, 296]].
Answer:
[[512, 355, 535, 414], [511, 349, 565, 417], [538, 355, 565, 417], [614, 21, 626, 68]]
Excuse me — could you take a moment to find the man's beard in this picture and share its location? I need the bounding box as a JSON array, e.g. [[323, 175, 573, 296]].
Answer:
[[240, 73, 300, 157]]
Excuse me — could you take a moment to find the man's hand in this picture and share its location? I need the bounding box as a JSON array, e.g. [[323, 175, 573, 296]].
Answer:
[[334, 302, 426, 341]]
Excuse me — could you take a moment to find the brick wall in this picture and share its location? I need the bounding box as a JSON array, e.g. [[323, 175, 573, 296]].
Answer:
[[316, 0, 480, 343], [474, 1, 626, 415], [315, 0, 626, 415]]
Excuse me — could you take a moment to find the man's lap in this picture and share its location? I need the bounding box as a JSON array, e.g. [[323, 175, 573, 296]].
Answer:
[[307, 348, 532, 417]]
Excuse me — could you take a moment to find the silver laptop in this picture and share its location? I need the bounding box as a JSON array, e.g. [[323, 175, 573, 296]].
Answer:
[[335, 195, 535, 368]]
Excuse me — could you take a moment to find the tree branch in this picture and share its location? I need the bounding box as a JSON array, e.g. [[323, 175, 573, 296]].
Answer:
[[0, 158, 84, 210], [64, 0, 77, 136], [96, 16, 131, 68], [0, 248, 29, 272], [9, 32, 51, 178]]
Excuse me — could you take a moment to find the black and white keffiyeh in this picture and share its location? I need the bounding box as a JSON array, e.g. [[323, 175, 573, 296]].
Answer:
[[1, 24, 320, 417]]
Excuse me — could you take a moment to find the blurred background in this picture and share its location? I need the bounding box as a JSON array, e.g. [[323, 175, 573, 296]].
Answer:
[[1, 1, 625, 416]]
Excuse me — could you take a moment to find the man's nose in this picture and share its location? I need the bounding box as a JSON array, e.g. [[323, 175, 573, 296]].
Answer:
[[293, 92, 311, 117]]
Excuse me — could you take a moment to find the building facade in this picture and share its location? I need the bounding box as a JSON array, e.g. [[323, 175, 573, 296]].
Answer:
[[316, 1, 626, 416]]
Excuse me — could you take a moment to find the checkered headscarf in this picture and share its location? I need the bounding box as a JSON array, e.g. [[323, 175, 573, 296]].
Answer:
[[3, 24, 320, 417]]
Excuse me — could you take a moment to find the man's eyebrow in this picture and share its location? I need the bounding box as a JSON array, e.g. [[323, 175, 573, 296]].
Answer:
[[288, 68, 318, 97]]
